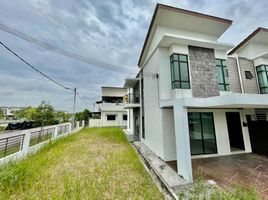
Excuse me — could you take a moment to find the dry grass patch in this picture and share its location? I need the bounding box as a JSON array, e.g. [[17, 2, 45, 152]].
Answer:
[[0, 127, 163, 200]]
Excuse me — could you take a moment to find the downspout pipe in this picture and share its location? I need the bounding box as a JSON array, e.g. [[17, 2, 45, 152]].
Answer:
[[235, 54, 245, 93]]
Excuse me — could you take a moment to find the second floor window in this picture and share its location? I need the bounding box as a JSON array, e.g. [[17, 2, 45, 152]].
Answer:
[[170, 54, 190, 89], [215, 59, 229, 91], [256, 65, 268, 94]]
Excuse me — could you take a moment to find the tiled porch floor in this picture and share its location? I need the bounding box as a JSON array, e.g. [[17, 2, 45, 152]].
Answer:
[[167, 153, 268, 199]]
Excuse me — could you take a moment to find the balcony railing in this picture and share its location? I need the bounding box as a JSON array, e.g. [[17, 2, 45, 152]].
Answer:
[[124, 93, 140, 104]]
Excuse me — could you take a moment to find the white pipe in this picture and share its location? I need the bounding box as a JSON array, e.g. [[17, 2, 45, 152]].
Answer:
[[235, 54, 245, 93]]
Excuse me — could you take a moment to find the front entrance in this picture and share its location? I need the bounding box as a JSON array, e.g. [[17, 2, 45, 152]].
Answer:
[[188, 112, 217, 155], [226, 112, 245, 151], [247, 115, 268, 155]]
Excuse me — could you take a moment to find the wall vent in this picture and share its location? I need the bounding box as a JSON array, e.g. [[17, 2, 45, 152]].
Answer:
[[255, 109, 268, 121]]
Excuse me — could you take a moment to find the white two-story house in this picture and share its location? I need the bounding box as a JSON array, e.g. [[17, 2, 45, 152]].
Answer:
[[89, 86, 127, 127], [124, 4, 268, 182]]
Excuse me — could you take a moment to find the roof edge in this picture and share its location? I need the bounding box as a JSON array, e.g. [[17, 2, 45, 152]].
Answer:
[[228, 27, 268, 55], [138, 3, 233, 67]]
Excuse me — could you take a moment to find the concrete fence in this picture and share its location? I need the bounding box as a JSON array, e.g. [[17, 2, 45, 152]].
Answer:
[[0, 120, 85, 166]]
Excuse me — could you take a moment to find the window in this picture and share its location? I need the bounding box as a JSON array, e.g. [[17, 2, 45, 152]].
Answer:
[[256, 65, 268, 94], [188, 112, 217, 155], [215, 59, 229, 91], [107, 115, 116, 121], [245, 71, 254, 79], [123, 114, 127, 120], [170, 54, 190, 89]]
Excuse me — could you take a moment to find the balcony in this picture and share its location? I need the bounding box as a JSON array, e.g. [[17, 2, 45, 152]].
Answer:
[[124, 93, 141, 109]]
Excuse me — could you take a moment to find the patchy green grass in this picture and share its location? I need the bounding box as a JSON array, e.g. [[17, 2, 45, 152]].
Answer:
[[0, 128, 163, 200], [0, 126, 6, 133], [178, 177, 261, 200]]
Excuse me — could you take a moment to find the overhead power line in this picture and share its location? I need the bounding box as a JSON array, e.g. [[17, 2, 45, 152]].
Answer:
[[0, 41, 72, 91], [76, 91, 90, 106], [0, 22, 135, 74]]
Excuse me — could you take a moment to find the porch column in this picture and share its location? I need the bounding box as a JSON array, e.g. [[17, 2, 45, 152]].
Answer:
[[173, 105, 193, 182]]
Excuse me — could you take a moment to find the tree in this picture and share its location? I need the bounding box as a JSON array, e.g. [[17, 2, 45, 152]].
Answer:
[[56, 111, 71, 123], [75, 109, 91, 122], [34, 101, 56, 127], [0, 109, 4, 119]]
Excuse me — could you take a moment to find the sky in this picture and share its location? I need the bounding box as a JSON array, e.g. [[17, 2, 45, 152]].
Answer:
[[0, 0, 268, 112]]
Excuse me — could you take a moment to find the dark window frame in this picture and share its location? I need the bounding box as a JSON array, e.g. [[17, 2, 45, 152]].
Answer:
[[215, 59, 229, 91], [188, 112, 218, 156], [107, 115, 116, 121], [123, 114, 127, 121], [170, 53, 190, 89], [256, 65, 268, 94]]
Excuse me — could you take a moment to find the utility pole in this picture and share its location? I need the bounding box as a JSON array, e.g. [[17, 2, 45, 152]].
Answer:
[[72, 88, 77, 130]]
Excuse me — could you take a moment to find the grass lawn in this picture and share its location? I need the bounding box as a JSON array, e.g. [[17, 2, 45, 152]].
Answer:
[[0, 126, 6, 133], [0, 128, 163, 200]]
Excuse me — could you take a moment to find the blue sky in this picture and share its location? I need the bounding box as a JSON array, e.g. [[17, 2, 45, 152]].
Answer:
[[0, 0, 268, 112]]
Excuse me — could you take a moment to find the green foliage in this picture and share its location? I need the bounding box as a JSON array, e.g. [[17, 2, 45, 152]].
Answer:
[[33, 101, 56, 127], [13, 101, 72, 127], [0, 109, 4, 119], [74, 109, 91, 122], [0, 126, 6, 133], [55, 111, 71, 123], [178, 177, 260, 200]]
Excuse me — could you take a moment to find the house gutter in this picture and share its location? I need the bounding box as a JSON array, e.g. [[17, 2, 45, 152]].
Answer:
[[235, 54, 245, 93]]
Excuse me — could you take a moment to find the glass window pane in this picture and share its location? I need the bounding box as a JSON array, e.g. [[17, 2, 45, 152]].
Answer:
[[215, 59, 221, 66], [170, 62, 174, 82], [225, 84, 230, 91], [173, 54, 179, 61], [257, 65, 265, 72], [201, 113, 217, 154], [173, 62, 179, 81], [258, 71, 268, 88], [222, 60, 227, 66], [216, 67, 224, 84], [179, 55, 187, 62], [181, 82, 190, 89], [180, 62, 189, 81], [188, 113, 203, 155], [173, 82, 180, 89], [218, 84, 225, 91]]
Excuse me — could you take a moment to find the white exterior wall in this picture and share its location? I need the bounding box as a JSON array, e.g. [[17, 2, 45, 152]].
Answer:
[[253, 57, 268, 66], [162, 109, 176, 161], [238, 43, 268, 60], [161, 108, 254, 161], [145, 25, 220, 64], [101, 111, 127, 127], [143, 49, 165, 158]]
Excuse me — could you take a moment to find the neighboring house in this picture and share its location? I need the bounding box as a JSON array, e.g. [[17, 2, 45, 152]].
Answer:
[[124, 3, 268, 182], [89, 86, 128, 127], [0, 106, 25, 120]]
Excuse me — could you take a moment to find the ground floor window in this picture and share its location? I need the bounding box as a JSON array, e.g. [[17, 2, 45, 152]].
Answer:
[[188, 112, 217, 155], [107, 115, 116, 121], [123, 114, 127, 120]]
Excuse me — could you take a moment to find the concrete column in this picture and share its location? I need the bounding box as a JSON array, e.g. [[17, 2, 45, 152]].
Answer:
[[69, 123, 72, 132], [22, 131, 31, 156], [53, 126, 58, 139], [173, 105, 193, 182], [82, 120, 85, 127], [240, 110, 252, 153], [76, 121, 80, 129]]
